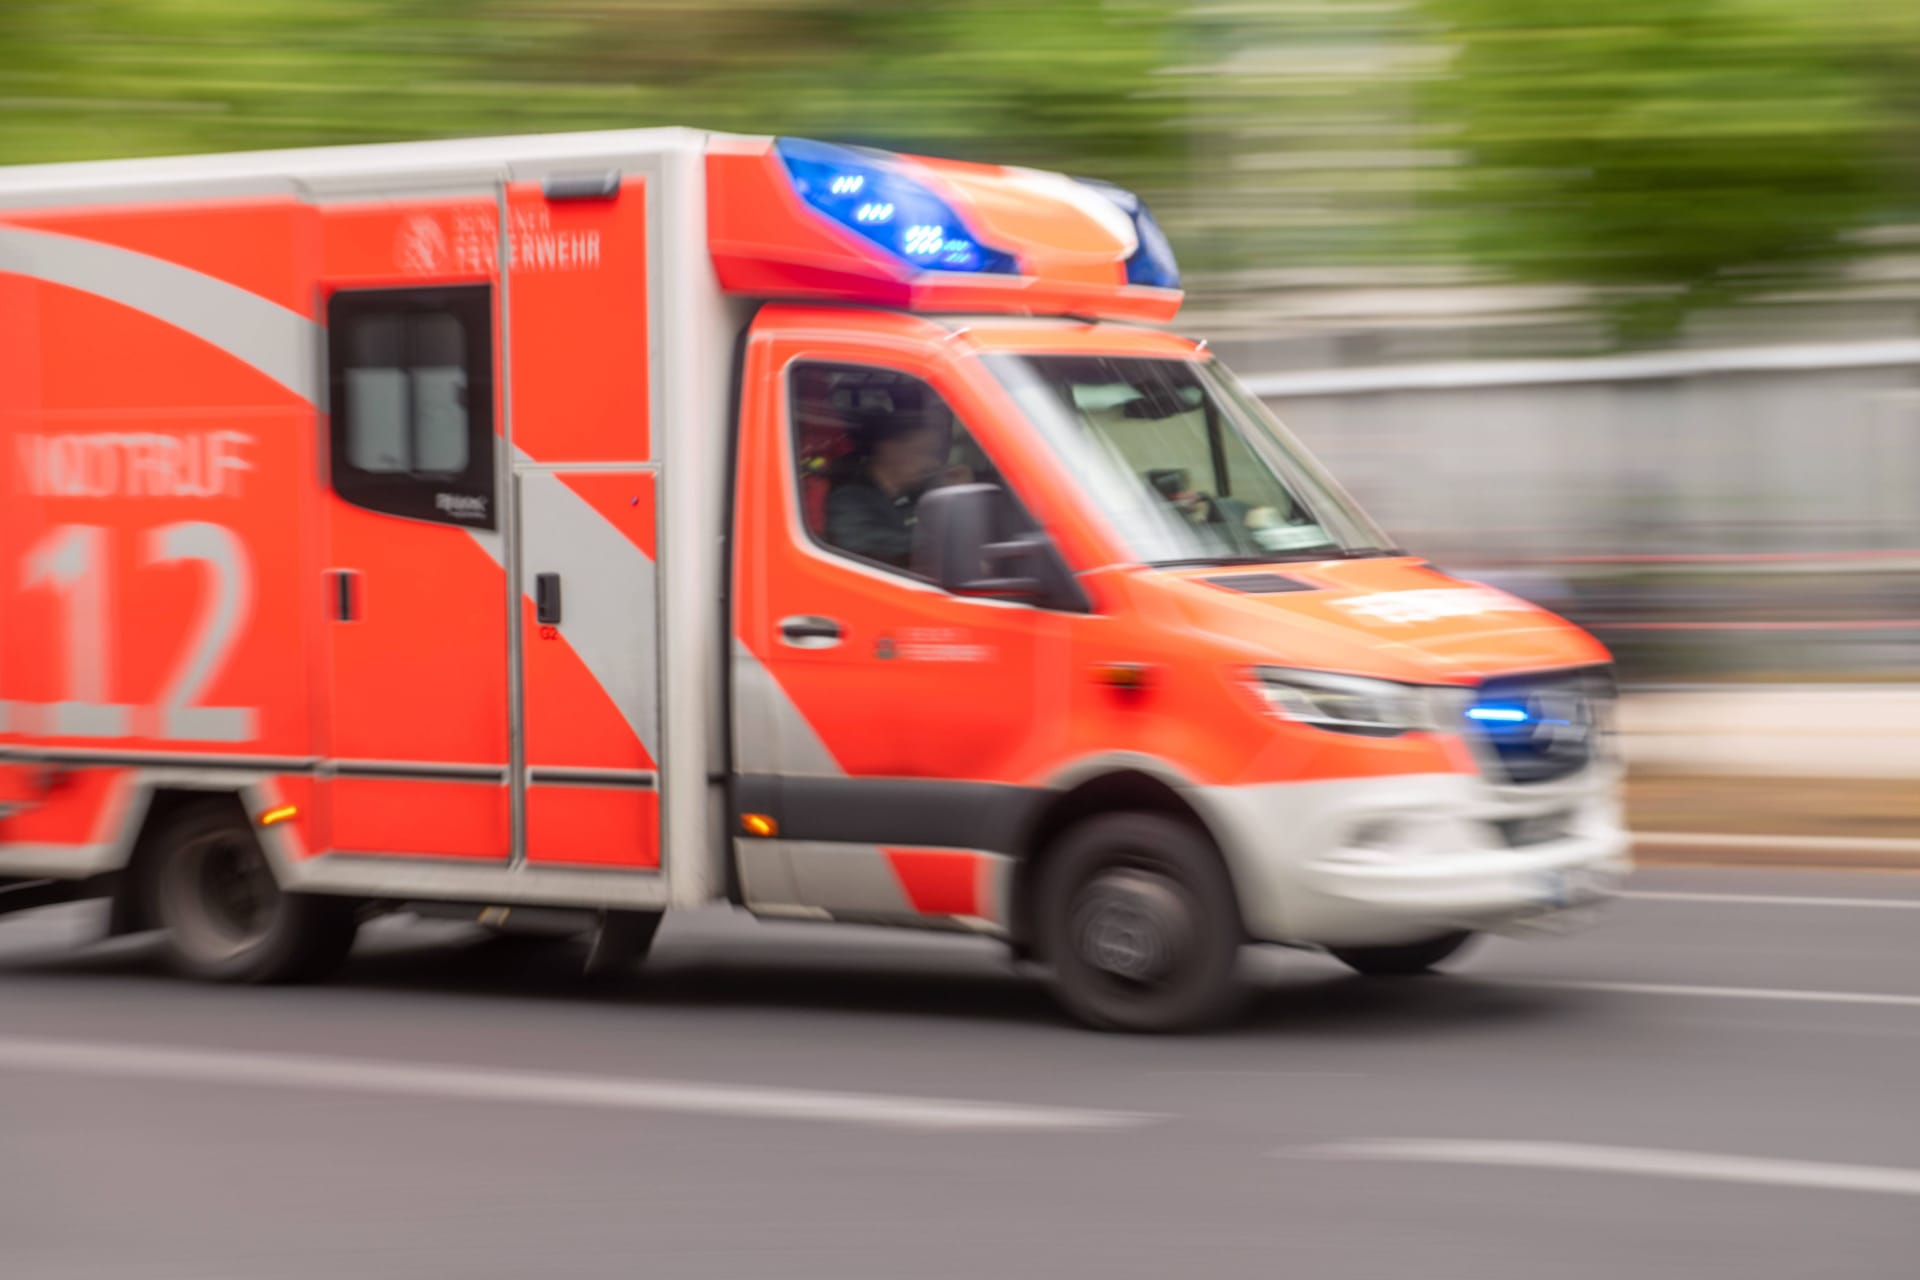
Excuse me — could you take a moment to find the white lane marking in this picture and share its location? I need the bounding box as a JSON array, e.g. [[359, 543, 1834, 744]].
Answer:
[[1519, 979, 1920, 1009], [0, 1035, 1155, 1134], [1622, 890, 1920, 910], [1291, 1139, 1920, 1198]]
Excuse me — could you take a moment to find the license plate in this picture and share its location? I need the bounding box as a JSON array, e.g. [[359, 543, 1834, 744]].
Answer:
[[1530, 869, 1574, 909]]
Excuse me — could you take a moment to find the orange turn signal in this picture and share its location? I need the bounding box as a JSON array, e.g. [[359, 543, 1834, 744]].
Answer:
[[1093, 662, 1153, 690], [258, 804, 299, 827], [741, 813, 778, 838]]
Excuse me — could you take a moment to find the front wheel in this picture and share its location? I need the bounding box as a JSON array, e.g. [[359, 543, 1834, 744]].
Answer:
[[1327, 931, 1475, 978], [1037, 813, 1244, 1033], [148, 802, 359, 983]]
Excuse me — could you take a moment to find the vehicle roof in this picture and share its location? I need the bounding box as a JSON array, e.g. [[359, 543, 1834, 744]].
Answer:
[[0, 127, 726, 209], [938, 317, 1206, 361]]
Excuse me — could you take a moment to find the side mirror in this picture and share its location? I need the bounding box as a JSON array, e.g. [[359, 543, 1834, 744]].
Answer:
[[913, 483, 1083, 610]]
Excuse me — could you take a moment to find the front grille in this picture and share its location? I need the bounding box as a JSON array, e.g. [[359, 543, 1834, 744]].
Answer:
[[1465, 666, 1615, 785], [1496, 811, 1572, 847]]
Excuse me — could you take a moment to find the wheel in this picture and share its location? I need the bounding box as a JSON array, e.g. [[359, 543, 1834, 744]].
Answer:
[[148, 801, 359, 983], [1036, 813, 1244, 1033], [1328, 931, 1475, 978]]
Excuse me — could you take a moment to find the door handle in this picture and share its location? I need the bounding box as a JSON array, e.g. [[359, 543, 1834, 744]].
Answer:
[[779, 616, 845, 649], [535, 572, 562, 625], [332, 570, 360, 622]]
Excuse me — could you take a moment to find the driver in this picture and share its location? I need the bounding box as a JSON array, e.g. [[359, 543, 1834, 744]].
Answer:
[[826, 410, 951, 568]]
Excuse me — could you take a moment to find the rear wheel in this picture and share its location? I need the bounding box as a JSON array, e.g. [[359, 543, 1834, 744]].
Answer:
[[1037, 813, 1244, 1033], [1328, 931, 1475, 977], [148, 802, 359, 983]]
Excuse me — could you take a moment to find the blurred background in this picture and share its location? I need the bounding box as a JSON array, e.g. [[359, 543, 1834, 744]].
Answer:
[[8, 0, 1920, 837]]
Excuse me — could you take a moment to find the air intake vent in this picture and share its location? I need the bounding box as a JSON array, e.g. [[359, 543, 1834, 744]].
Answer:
[[1203, 573, 1316, 595]]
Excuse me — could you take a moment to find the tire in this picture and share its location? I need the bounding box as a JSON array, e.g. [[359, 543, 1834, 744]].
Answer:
[[1328, 931, 1475, 978], [1036, 813, 1244, 1033], [148, 801, 359, 983]]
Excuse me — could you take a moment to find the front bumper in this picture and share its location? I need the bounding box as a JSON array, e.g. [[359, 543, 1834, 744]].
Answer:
[[1202, 765, 1630, 949]]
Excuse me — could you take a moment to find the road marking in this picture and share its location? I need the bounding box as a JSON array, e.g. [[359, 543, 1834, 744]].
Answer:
[[0, 1035, 1156, 1134], [1290, 1139, 1920, 1198], [1623, 890, 1920, 910], [1519, 979, 1920, 1009]]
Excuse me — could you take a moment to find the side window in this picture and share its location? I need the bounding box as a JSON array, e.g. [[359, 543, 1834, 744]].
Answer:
[[327, 286, 496, 529], [790, 362, 1009, 577]]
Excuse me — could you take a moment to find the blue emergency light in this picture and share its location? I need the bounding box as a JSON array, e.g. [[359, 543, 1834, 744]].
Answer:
[[1076, 178, 1182, 290], [776, 138, 1018, 276], [1466, 705, 1531, 724]]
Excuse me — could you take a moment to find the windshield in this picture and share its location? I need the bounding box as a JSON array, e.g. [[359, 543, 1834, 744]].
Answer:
[[985, 354, 1396, 566]]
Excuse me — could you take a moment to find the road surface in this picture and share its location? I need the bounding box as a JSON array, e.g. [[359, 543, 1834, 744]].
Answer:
[[1, 866, 1916, 1279]]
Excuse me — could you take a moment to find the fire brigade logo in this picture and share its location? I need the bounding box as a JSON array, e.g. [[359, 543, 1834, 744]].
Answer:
[[395, 215, 448, 274]]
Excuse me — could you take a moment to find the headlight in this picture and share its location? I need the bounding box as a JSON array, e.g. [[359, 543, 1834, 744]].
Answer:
[[1247, 667, 1452, 737]]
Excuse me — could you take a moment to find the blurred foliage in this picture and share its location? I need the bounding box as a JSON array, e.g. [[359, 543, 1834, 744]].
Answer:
[[3, 0, 1919, 340], [1418, 0, 1920, 340], [0, 0, 1182, 193]]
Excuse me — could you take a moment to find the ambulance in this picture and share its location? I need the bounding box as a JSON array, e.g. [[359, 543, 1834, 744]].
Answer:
[[0, 129, 1628, 1030]]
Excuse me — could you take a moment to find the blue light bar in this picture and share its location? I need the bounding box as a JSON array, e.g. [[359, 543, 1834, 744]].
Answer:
[[1076, 178, 1181, 290], [1466, 705, 1531, 724], [775, 138, 1018, 276]]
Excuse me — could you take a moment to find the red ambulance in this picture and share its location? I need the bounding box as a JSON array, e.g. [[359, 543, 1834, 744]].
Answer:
[[0, 129, 1628, 1029]]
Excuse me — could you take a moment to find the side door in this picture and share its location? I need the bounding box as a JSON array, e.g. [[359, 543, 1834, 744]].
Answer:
[[732, 331, 1074, 927], [321, 281, 510, 861]]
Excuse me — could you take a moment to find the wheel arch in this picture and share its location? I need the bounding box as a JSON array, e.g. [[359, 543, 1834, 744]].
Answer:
[[107, 779, 286, 936], [1012, 759, 1243, 953]]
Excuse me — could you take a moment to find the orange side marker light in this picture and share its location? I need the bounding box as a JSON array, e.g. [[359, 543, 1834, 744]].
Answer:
[[258, 804, 299, 828], [741, 813, 778, 838], [1094, 662, 1154, 691]]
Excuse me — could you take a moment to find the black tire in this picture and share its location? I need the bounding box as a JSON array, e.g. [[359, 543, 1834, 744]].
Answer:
[[1036, 813, 1244, 1033], [148, 801, 359, 983], [1328, 931, 1475, 978]]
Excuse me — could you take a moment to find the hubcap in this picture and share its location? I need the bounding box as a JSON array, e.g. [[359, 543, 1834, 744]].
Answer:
[[187, 836, 279, 948], [1070, 869, 1192, 984]]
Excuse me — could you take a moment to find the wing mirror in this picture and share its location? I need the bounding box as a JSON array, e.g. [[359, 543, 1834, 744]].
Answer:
[[913, 483, 1086, 611]]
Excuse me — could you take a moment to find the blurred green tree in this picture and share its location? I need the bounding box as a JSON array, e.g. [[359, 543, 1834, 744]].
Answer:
[[1417, 0, 1920, 340], [0, 0, 1183, 197]]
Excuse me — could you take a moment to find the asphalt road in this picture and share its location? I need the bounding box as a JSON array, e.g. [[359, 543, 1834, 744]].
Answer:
[[1, 867, 1916, 1280]]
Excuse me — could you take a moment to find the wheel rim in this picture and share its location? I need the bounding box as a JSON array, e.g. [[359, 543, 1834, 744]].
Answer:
[[173, 832, 280, 955], [1069, 868, 1194, 986]]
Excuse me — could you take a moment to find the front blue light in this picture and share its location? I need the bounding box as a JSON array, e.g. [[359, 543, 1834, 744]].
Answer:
[[1077, 178, 1181, 290], [776, 138, 1018, 276], [1467, 705, 1531, 724]]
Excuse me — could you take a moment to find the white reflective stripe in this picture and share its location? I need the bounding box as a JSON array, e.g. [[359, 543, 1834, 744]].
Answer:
[[780, 839, 914, 917], [517, 464, 659, 763], [0, 225, 316, 401], [1291, 1139, 1920, 1198], [731, 641, 843, 777]]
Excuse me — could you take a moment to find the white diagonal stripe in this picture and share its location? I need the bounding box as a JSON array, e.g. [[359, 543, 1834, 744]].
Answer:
[[0, 1035, 1156, 1134], [0, 224, 317, 400], [1291, 1139, 1920, 1198]]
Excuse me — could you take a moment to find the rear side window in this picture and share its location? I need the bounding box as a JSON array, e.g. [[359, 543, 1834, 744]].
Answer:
[[327, 286, 496, 529]]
